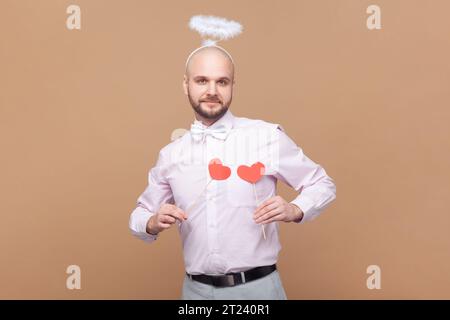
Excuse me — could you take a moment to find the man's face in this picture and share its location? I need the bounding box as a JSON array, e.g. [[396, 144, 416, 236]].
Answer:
[[183, 47, 235, 121]]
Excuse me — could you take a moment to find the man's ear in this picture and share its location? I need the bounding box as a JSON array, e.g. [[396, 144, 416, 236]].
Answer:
[[182, 75, 188, 96]]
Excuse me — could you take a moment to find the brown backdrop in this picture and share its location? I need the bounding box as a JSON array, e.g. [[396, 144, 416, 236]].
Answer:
[[1, 0, 449, 299]]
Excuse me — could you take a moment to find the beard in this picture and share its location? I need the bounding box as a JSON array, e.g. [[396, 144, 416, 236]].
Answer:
[[188, 89, 231, 120]]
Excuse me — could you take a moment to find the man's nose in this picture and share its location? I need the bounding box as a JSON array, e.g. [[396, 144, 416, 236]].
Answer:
[[206, 81, 217, 95]]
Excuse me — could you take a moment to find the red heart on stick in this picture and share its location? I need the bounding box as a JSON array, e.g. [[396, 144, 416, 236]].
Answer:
[[208, 158, 231, 180], [237, 162, 265, 183]]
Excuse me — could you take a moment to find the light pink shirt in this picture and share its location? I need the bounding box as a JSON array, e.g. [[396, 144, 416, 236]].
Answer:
[[129, 110, 336, 275]]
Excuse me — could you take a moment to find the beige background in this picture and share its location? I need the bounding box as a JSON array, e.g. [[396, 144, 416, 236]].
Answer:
[[1, 0, 449, 299]]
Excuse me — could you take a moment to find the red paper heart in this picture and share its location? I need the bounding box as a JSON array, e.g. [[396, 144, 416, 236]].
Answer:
[[208, 158, 231, 180], [237, 162, 265, 183]]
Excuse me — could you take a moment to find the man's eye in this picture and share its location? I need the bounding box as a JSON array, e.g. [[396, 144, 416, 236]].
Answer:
[[196, 79, 207, 84], [218, 80, 228, 86]]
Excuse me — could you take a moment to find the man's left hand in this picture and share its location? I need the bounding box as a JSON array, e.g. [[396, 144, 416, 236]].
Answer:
[[253, 195, 304, 224]]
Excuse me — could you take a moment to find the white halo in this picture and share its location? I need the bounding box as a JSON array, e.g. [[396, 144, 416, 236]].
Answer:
[[189, 15, 243, 42]]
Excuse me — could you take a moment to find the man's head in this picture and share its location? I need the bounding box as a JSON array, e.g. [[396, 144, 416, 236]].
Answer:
[[183, 46, 235, 124]]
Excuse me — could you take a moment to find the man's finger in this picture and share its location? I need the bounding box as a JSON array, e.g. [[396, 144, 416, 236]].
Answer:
[[255, 208, 282, 224], [177, 208, 188, 220], [160, 205, 187, 220], [160, 222, 171, 229], [161, 215, 176, 224], [260, 213, 284, 225], [166, 210, 187, 222], [254, 196, 277, 213], [254, 201, 278, 219]]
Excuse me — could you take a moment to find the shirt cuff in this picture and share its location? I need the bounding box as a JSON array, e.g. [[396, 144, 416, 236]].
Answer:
[[290, 196, 316, 224], [129, 206, 159, 242]]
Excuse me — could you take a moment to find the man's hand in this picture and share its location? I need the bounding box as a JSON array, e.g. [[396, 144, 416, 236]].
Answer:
[[253, 195, 304, 224], [146, 204, 188, 235]]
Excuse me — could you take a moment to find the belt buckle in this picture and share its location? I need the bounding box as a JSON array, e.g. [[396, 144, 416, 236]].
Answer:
[[225, 275, 235, 286], [213, 274, 235, 287]]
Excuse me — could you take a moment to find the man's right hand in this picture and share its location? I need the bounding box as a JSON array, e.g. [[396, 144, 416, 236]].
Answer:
[[146, 203, 188, 235]]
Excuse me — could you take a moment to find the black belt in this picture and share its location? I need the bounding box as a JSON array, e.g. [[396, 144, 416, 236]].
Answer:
[[186, 264, 277, 288]]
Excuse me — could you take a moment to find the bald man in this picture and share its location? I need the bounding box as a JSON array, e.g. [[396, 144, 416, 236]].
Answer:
[[129, 45, 337, 300]]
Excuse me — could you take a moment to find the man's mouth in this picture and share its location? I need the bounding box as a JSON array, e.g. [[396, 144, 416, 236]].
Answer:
[[202, 101, 221, 106]]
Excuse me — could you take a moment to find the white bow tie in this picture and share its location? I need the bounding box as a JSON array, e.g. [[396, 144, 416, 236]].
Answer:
[[190, 122, 229, 142]]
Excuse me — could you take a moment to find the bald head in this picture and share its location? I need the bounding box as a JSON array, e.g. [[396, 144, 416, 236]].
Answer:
[[185, 46, 235, 80]]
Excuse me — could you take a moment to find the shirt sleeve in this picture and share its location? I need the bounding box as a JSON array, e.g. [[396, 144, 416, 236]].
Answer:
[[273, 127, 337, 224], [129, 149, 174, 243]]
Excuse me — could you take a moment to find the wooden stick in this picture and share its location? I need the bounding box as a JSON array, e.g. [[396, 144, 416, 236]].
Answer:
[[253, 183, 267, 240], [185, 178, 213, 215], [177, 179, 213, 227]]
